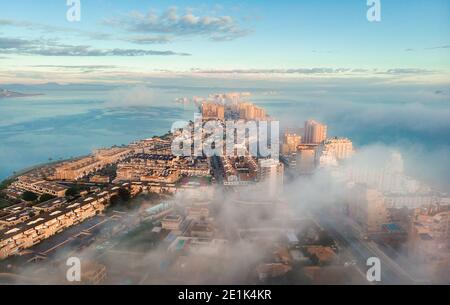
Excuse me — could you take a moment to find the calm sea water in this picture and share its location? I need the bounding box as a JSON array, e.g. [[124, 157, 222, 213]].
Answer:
[[0, 85, 449, 190], [0, 88, 196, 179]]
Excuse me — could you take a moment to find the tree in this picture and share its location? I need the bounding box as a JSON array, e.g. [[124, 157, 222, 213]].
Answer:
[[65, 187, 80, 197], [0, 179, 14, 190], [118, 188, 130, 202], [22, 191, 38, 202], [39, 193, 56, 203]]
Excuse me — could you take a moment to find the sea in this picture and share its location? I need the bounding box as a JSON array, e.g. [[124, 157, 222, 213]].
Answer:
[[0, 83, 449, 191]]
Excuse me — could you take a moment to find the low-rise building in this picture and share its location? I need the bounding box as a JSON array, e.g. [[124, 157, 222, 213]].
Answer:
[[161, 215, 183, 231], [13, 176, 68, 197], [409, 208, 450, 264], [256, 263, 292, 281], [0, 186, 120, 259], [185, 206, 210, 220], [188, 220, 215, 238], [306, 246, 337, 266], [53, 147, 133, 181]]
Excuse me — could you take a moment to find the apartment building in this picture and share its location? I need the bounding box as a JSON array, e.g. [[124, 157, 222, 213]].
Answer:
[[202, 102, 225, 121], [53, 147, 133, 181], [345, 184, 390, 234], [0, 186, 120, 259], [13, 176, 68, 197]]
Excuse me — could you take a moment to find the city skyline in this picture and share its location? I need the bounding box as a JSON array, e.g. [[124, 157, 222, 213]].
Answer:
[[0, 0, 449, 288]]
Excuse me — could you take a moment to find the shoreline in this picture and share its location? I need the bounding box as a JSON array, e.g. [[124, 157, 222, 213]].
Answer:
[[0, 155, 89, 184]]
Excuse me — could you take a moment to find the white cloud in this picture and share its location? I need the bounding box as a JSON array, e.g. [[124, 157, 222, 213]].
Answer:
[[104, 7, 250, 42], [105, 85, 157, 108]]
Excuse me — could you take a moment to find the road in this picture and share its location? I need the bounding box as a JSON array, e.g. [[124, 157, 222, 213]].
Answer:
[[211, 156, 224, 184], [313, 210, 417, 285]]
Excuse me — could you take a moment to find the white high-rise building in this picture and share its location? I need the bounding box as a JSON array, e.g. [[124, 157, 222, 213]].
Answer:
[[319, 137, 354, 161], [317, 150, 338, 168], [258, 159, 284, 198]]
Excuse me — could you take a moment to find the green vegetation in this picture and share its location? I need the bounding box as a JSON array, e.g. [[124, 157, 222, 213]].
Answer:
[[65, 184, 91, 197], [0, 178, 14, 191], [65, 187, 79, 197], [38, 193, 56, 203], [0, 198, 12, 209], [110, 188, 132, 210], [159, 131, 172, 139], [118, 188, 131, 202], [22, 191, 38, 202], [65, 185, 84, 197]]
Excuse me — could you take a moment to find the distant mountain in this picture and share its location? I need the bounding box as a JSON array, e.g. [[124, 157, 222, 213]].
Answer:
[[0, 88, 43, 99], [1, 83, 118, 92]]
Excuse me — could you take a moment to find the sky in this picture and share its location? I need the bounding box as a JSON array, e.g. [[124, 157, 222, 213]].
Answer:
[[0, 0, 449, 84]]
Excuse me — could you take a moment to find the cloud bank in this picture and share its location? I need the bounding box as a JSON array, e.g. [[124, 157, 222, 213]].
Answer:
[[104, 7, 250, 42], [0, 37, 190, 57]]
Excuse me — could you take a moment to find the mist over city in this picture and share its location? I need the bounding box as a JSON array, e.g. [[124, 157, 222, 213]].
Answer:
[[0, 0, 449, 293]]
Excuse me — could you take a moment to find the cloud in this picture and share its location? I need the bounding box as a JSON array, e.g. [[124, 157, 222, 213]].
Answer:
[[0, 36, 190, 57], [0, 18, 112, 41], [0, 37, 32, 49], [31, 65, 117, 69], [0, 18, 175, 46], [425, 45, 450, 50], [30, 65, 118, 74], [125, 35, 173, 45], [105, 85, 158, 108], [190, 68, 353, 75], [188, 67, 440, 77], [104, 7, 250, 41], [383, 68, 438, 75], [405, 45, 450, 52]]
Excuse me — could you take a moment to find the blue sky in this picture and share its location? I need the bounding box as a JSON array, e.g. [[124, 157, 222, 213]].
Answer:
[[0, 0, 449, 83]]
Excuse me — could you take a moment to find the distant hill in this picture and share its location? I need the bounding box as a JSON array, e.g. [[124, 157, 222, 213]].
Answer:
[[0, 88, 43, 99]]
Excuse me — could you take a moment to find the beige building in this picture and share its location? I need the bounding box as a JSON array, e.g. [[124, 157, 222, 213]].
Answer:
[[296, 144, 317, 174], [53, 147, 132, 181], [237, 102, 267, 121], [0, 186, 121, 259], [319, 137, 354, 161], [202, 102, 225, 121], [281, 132, 301, 155], [161, 215, 183, 231], [409, 208, 450, 263], [13, 176, 68, 197], [185, 206, 210, 220], [304, 120, 327, 144], [346, 184, 389, 233]]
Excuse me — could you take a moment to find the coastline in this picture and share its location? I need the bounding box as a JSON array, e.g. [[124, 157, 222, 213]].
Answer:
[[0, 155, 88, 184]]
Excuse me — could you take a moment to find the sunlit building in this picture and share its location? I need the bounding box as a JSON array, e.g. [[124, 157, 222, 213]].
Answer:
[[296, 144, 317, 174], [319, 137, 354, 161], [345, 184, 389, 233], [304, 120, 327, 144], [281, 132, 302, 155], [201, 102, 225, 121]]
